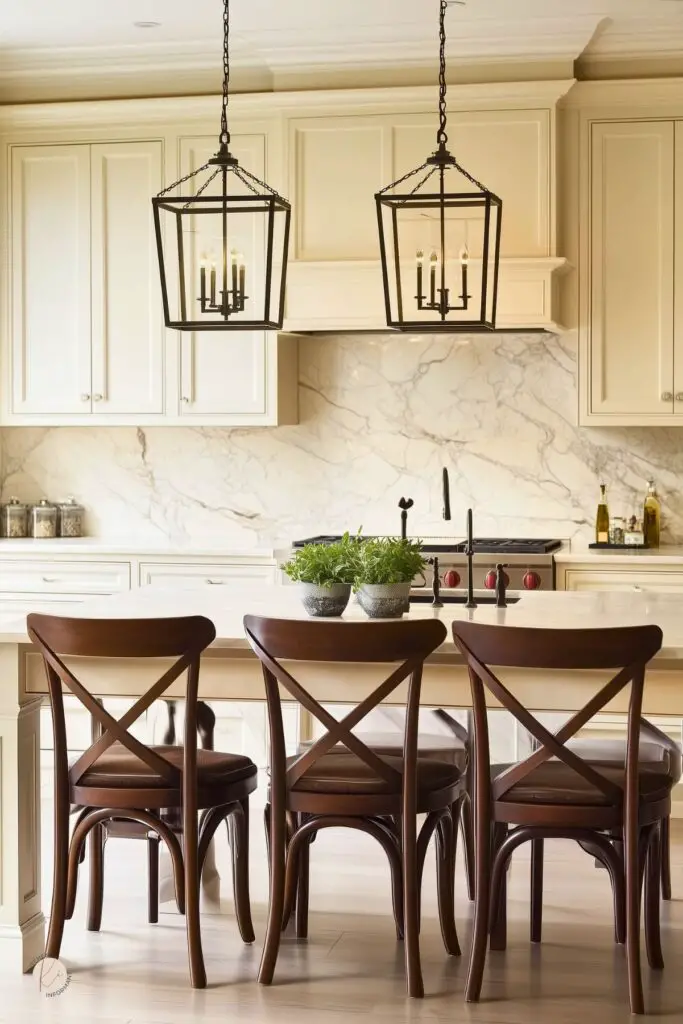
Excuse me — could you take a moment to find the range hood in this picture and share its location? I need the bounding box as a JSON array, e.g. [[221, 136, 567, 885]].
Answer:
[[282, 257, 569, 335]]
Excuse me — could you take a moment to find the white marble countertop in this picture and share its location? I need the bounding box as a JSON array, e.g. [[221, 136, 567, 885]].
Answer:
[[0, 538, 277, 560], [3, 584, 683, 659], [555, 546, 683, 565]]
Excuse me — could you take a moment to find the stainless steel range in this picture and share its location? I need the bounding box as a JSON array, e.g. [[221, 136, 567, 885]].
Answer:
[[415, 537, 561, 594], [291, 536, 562, 595]]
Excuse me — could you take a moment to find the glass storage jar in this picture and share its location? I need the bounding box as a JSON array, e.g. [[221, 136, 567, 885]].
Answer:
[[29, 499, 58, 539], [1, 497, 29, 538], [57, 497, 85, 538]]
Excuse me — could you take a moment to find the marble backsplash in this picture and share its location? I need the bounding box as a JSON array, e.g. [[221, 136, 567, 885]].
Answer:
[[2, 330, 683, 549]]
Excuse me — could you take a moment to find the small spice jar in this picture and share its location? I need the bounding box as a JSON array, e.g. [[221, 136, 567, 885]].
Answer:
[[29, 499, 58, 539], [609, 516, 625, 546], [1, 497, 29, 538], [57, 497, 85, 538]]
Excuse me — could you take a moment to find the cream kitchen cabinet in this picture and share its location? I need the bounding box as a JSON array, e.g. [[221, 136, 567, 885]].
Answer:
[[8, 140, 165, 421], [581, 118, 683, 425], [172, 134, 298, 424]]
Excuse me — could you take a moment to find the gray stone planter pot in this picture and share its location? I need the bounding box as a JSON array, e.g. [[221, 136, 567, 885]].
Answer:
[[357, 582, 412, 619], [299, 582, 351, 618]]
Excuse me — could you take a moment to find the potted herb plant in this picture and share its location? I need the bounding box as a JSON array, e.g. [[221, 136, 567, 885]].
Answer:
[[354, 537, 425, 619], [281, 533, 361, 617]]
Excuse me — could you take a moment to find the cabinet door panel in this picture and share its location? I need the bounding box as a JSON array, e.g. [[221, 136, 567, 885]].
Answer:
[[290, 118, 389, 260], [590, 121, 674, 417], [91, 141, 164, 414], [11, 145, 92, 414], [564, 569, 683, 592], [177, 135, 268, 416]]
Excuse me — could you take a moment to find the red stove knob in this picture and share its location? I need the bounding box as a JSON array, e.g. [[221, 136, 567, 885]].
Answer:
[[485, 569, 509, 590], [443, 569, 461, 588], [523, 571, 542, 590]]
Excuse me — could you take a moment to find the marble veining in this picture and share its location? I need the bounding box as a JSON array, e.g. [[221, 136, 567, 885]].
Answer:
[[2, 330, 683, 547]]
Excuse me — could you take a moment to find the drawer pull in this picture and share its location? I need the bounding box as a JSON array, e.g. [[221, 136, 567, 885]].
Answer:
[[42, 576, 57, 583], [206, 579, 225, 585], [633, 585, 642, 592]]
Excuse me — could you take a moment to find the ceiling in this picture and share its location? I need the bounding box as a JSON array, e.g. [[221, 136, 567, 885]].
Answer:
[[2, 1, 683, 103]]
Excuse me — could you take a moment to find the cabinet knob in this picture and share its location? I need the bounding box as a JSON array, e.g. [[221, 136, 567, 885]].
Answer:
[[81, 393, 90, 402], [662, 392, 673, 401], [676, 393, 683, 402], [181, 397, 190, 403], [93, 393, 103, 402]]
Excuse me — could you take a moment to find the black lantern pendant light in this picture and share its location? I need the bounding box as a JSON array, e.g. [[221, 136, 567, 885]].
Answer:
[[152, 0, 291, 331], [375, 0, 502, 332]]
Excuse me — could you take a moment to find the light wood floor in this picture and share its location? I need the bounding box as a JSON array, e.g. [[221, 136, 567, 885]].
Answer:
[[4, 769, 683, 1022]]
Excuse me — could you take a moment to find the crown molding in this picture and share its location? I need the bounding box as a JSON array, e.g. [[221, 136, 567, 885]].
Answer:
[[0, 80, 576, 134], [563, 76, 683, 109], [583, 16, 683, 59], [0, 15, 598, 105]]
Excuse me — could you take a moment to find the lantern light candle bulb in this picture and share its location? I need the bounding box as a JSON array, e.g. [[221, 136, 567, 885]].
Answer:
[[429, 251, 438, 306], [238, 253, 246, 302], [416, 250, 424, 301]]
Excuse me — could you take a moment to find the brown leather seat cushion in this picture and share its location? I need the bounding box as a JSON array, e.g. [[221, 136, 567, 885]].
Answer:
[[567, 737, 682, 782], [73, 743, 257, 789], [287, 750, 461, 796], [492, 761, 673, 806], [298, 732, 467, 771]]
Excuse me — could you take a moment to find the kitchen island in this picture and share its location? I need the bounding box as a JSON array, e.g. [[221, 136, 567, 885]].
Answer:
[[4, 584, 683, 972]]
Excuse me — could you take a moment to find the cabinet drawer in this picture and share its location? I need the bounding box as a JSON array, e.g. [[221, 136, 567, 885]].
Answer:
[[139, 561, 277, 588], [0, 559, 131, 594], [564, 569, 683, 593]]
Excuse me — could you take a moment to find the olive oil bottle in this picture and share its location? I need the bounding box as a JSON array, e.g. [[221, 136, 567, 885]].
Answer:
[[643, 480, 661, 548], [595, 483, 610, 544]]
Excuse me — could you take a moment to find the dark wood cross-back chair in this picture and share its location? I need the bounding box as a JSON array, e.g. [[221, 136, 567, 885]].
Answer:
[[452, 620, 671, 1015], [27, 613, 258, 989], [244, 614, 464, 999]]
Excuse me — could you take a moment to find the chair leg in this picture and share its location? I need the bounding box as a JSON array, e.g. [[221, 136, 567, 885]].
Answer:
[[625, 821, 645, 1015], [530, 838, 544, 944], [465, 802, 491, 1002], [230, 799, 255, 944], [148, 836, 159, 925], [46, 791, 70, 960], [660, 815, 672, 901], [402, 807, 423, 997], [295, 832, 311, 940], [645, 825, 664, 971], [86, 823, 105, 932], [459, 795, 475, 902], [489, 824, 508, 952], [436, 811, 461, 957], [183, 795, 206, 989], [281, 811, 300, 931], [259, 793, 287, 985]]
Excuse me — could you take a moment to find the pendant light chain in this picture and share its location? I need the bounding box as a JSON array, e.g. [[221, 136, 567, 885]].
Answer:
[[437, 0, 448, 149], [220, 0, 231, 147]]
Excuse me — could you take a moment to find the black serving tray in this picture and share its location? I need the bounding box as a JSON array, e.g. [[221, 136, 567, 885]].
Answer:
[[588, 543, 649, 550]]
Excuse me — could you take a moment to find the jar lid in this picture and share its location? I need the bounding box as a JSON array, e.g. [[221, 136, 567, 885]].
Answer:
[[34, 499, 57, 509], [57, 496, 84, 510], [4, 496, 28, 510]]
